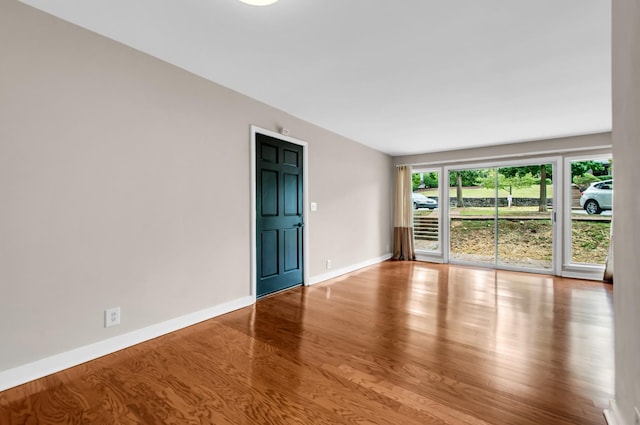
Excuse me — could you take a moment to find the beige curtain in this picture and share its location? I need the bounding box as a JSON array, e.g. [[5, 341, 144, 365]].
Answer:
[[392, 165, 415, 260]]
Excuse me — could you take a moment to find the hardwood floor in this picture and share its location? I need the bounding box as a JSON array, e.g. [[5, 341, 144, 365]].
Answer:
[[0, 262, 614, 424]]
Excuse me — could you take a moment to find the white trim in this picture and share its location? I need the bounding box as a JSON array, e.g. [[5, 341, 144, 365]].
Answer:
[[250, 126, 310, 294], [398, 144, 612, 168], [309, 254, 392, 285], [0, 295, 254, 392], [603, 400, 629, 425], [553, 159, 563, 276]]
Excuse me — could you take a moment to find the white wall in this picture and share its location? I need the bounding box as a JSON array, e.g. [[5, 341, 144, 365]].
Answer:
[[0, 0, 393, 379], [611, 0, 640, 423]]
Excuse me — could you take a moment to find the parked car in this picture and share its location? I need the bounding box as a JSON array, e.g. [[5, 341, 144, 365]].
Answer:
[[412, 193, 438, 209], [580, 179, 613, 214]]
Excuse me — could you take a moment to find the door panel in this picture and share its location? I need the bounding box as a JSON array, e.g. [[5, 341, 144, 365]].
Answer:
[[284, 173, 299, 215], [448, 164, 555, 273], [261, 143, 278, 163], [261, 170, 278, 216], [256, 134, 304, 297], [283, 148, 299, 166], [260, 230, 278, 278], [496, 164, 553, 270], [448, 168, 496, 267], [284, 228, 300, 271]]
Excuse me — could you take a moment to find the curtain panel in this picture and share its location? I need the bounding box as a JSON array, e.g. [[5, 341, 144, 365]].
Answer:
[[392, 165, 415, 260]]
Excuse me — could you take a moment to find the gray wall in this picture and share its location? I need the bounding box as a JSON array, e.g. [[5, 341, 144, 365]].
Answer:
[[0, 1, 393, 372], [393, 132, 611, 166], [612, 0, 640, 423]]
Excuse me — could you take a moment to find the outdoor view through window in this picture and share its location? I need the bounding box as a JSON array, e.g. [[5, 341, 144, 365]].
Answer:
[[412, 159, 612, 270]]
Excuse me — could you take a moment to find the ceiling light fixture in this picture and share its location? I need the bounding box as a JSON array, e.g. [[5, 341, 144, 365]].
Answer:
[[238, 0, 279, 5]]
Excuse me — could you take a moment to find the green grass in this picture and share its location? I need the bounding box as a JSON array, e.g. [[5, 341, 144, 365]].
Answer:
[[445, 217, 610, 265], [457, 207, 551, 217], [571, 221, 611, 263], [448, 218, 609, 264], [419, 185, 553, 198]]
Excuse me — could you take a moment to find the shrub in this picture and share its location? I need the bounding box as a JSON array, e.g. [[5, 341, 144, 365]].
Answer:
[[573, 173, 600, 190]]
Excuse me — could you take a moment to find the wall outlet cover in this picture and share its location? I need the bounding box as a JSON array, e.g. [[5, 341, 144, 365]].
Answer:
[[105, 307, 121, 328]]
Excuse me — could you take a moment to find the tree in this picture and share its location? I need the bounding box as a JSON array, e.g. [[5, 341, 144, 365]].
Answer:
[[411, 173, 421, 191], [539, 165, 547, 212], [499, 165, 552, 182], [497, 165, 550, 211], [455, 172, 464, 208], [481, 170, 536, 197], [449, 170, 483, 187], [423, 172, 438, 188], [412, 172, 439, 191], [571, 160, 606, 179], [573, 173, 600, 190]]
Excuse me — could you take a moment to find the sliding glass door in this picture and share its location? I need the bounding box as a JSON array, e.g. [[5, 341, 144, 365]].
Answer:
[[448, 161, 556, 273]]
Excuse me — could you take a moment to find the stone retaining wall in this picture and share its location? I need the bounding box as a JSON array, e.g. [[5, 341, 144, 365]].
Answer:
[[426, 196, 553, 207]]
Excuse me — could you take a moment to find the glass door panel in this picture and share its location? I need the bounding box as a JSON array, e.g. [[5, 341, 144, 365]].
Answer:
[[496, 165, 554, 270], [448, 168, 495, 267]]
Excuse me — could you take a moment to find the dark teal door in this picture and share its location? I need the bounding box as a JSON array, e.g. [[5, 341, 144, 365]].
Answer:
[[256, 133, 304, 297]]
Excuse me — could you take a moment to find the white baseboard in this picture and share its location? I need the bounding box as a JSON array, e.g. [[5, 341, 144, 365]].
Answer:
[[308, 254, 392, 285], [604, 400, 629, 425], [0, 295, 254, 392]]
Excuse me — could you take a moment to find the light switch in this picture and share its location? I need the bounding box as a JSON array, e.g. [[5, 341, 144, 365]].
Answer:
[[310, 202, 318, 212]]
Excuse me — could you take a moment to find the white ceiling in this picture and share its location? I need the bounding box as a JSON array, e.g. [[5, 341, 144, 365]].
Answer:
[[19, 0, 611, 156]]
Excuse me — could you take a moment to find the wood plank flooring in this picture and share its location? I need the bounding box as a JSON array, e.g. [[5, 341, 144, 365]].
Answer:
[[0, 261, 614, 424]]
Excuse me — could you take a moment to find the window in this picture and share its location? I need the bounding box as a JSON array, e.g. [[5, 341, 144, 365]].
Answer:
[[567, 157, 612, 267], [412, 169, 441, 256]]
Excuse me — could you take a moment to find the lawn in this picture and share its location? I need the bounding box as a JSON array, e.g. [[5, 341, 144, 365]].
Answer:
[[448, 218, 610, 265], [571, 221, 611, 264], [449, 218, 554, 265], [416, 206, 553, 217], [457, 206, 551, 217], [415, 207, 611, 265], [419, 185, 553, 198], [413, 188, 612, 265]]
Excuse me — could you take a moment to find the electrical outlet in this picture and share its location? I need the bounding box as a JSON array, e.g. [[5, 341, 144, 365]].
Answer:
[[105, 307, 121, 328], [326, 259, 332, 269]]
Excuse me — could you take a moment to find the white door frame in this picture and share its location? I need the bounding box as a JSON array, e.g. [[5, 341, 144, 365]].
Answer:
[[250, 125, 310, 299]]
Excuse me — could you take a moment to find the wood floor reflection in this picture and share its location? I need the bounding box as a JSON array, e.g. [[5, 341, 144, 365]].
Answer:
[[0, 262, 614, 424]]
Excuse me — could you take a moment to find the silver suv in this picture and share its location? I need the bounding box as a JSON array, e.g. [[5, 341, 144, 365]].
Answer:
[[580, 179, 613, 214]]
